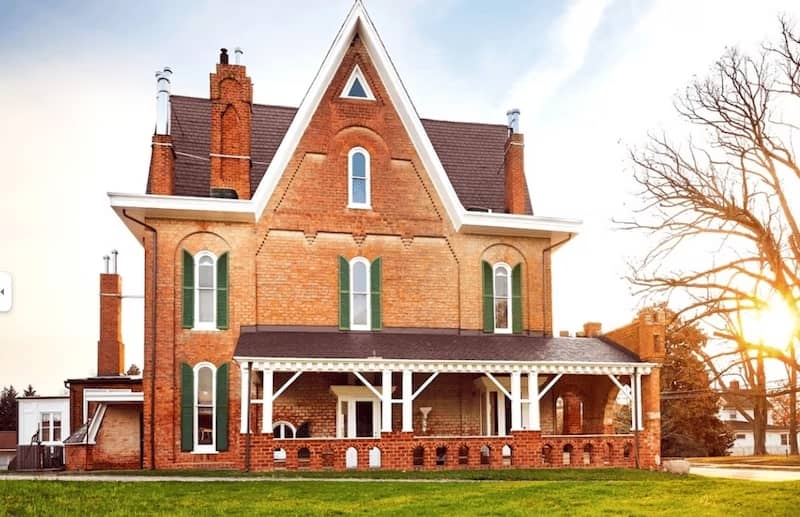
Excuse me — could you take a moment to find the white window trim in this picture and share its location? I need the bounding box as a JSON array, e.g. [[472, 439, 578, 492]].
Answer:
[[340, 64, 375, 100], [193, 251, 218, 331], [273, 421, 296, 440], [193, 362, 217, 453], [350, 257, 371, 331], [347, 147, 371, 209], [493, 262, 512, 334], [333, 387, 381, 439], [39, 411, 63, 445]]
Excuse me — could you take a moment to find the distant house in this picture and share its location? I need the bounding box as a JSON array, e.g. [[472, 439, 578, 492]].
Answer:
[[0, 431, 15, 470], [718, 384, 798, 456]]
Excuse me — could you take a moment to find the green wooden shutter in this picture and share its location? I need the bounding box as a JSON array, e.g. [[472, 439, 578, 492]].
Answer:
[[482, 260, 494, 333], [512, 263, 523, 334], [339, 256, 350, 330], [180, 363, 194, 452], [216, 253, 229, 330], [215, 363, 229, 451], [182, 250, 194, 328], [370, 257, 382, 330]]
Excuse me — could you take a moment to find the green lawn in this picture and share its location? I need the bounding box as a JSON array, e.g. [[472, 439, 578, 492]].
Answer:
[[1, 472, 799, 516]]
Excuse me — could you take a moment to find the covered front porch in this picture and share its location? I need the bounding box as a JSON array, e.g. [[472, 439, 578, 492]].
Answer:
[[234, 330, 656, 471]]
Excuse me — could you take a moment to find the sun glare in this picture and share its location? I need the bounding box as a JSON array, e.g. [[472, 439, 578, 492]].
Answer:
[[739, 295, 798, 349]]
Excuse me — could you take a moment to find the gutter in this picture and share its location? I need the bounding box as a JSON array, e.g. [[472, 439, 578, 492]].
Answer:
[[122, 210, 158, 470]]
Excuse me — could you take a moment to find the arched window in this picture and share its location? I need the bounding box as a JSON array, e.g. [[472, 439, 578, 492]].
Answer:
[[493, 263, 512, 333], [348, 147, 371, 209], [350, 257, 371, 330], [195, 251, 217, 330], [273, 421, 296, 439], [194, 362, 216, 452]]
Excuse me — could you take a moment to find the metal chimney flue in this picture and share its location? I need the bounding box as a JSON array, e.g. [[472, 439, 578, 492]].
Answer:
[[155, 67, 172, 135], [111, 249, 118, 274], [234, 47, 243, 65], [103, 255, 110, 274], [506, 108, 520, 134], [220, 48, 229, 65]]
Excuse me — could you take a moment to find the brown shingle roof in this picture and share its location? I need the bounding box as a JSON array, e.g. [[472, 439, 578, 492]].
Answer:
[[234, 329, 642, 363], [153, 96, 532, 214]]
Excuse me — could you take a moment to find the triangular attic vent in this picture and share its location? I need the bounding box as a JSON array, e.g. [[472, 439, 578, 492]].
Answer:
[[341, 64, 375, 100]]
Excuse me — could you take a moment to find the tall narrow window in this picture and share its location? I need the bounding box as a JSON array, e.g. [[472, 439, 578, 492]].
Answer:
[[493, 263, 512, 333], [348, 147, 371, 209], [181, 362, 228, 453], [351, 257, 370, 330], [195, 252, 216, 329], [194, 363, 216, 452]]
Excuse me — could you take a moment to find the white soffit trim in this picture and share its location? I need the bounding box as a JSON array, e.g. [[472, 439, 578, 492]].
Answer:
[[108, 1, 582, 239]]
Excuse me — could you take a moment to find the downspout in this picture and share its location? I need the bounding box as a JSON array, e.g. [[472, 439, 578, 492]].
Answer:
[[123, 210, 158, 470], [633, 368, 641, 469], [541, 234, 573, 336], [245, 361, 252, 472]]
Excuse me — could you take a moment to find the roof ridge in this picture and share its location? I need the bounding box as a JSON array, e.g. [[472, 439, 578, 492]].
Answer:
[[421, 117, 508, 129]]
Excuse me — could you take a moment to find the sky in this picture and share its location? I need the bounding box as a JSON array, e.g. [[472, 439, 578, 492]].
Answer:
[[0, 0, 798, 395]]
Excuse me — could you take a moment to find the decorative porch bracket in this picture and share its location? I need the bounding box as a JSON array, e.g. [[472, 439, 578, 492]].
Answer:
[[607, 372, 643, 431], [273, 371, 303, 402], [484, 372, 512, 400], [537, 373, 563, 401]]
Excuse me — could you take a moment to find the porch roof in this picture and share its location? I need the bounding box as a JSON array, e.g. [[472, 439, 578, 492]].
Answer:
[[234, 329, 642, 364]]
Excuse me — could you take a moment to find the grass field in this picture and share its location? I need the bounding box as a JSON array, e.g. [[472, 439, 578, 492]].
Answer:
[[1, 470, 799, 516]]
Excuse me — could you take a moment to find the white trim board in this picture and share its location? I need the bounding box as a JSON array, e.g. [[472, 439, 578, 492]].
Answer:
[[108, 1, 582, 242]]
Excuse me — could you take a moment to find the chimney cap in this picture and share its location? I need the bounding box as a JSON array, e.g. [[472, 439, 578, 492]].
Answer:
[[219, 48, 229, 65], [506, 108, 521, 133], [234, 47, 243, 65]]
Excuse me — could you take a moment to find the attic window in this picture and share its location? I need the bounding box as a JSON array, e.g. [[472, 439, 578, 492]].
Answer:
[[341, 65, 375, 100]]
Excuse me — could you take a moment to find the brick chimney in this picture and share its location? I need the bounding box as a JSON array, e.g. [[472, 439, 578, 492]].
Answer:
[[504, 108, 527, 214], [148, 67, 175, 195], [210, 47, 253, 199], [98, 252, 124, 376], [603, 309, 666, 362], [583, 322, 602, 337]]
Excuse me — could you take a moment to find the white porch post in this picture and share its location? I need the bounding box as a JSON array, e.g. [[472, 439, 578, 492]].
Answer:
[[635, 370, 644, 431], [485, 391, 492, 435], [402, 369, 413, 432], [510, 371, 522, 431], [528, 372, 540, 431], [239, 364, 250, 434], [629, 373, 636, 432], [262, 369, 273, 434], [381, 369, 393, 433]]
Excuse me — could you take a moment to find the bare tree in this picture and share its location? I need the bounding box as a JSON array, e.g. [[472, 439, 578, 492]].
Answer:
[[623, 18, 800, 455]]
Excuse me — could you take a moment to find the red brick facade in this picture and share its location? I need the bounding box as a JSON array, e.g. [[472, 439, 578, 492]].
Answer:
[[112, 7, 664, 473]]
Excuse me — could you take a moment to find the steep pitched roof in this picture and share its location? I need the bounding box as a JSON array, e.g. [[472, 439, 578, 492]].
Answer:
[[158, 96, 532, 215]]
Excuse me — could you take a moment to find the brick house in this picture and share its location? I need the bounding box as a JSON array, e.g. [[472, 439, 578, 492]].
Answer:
[[104, 1, 664, 471]]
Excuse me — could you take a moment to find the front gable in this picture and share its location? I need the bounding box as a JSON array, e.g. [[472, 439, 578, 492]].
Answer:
[[263, 33, 444, 235]]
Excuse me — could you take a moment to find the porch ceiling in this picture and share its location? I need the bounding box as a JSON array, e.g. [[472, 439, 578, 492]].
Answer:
[[234, 329, 646, 368]]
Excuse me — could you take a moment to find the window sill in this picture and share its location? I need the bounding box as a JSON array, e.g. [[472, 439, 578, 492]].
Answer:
[[347, 203, 372, 210], [190, 326, 220, 332], [493, 329, 512, 335], [190, 448, 218, 455]]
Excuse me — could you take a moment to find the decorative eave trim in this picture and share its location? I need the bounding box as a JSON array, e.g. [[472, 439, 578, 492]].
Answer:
[[109, 2, 583, 240], [233, 356, 655, 375]]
